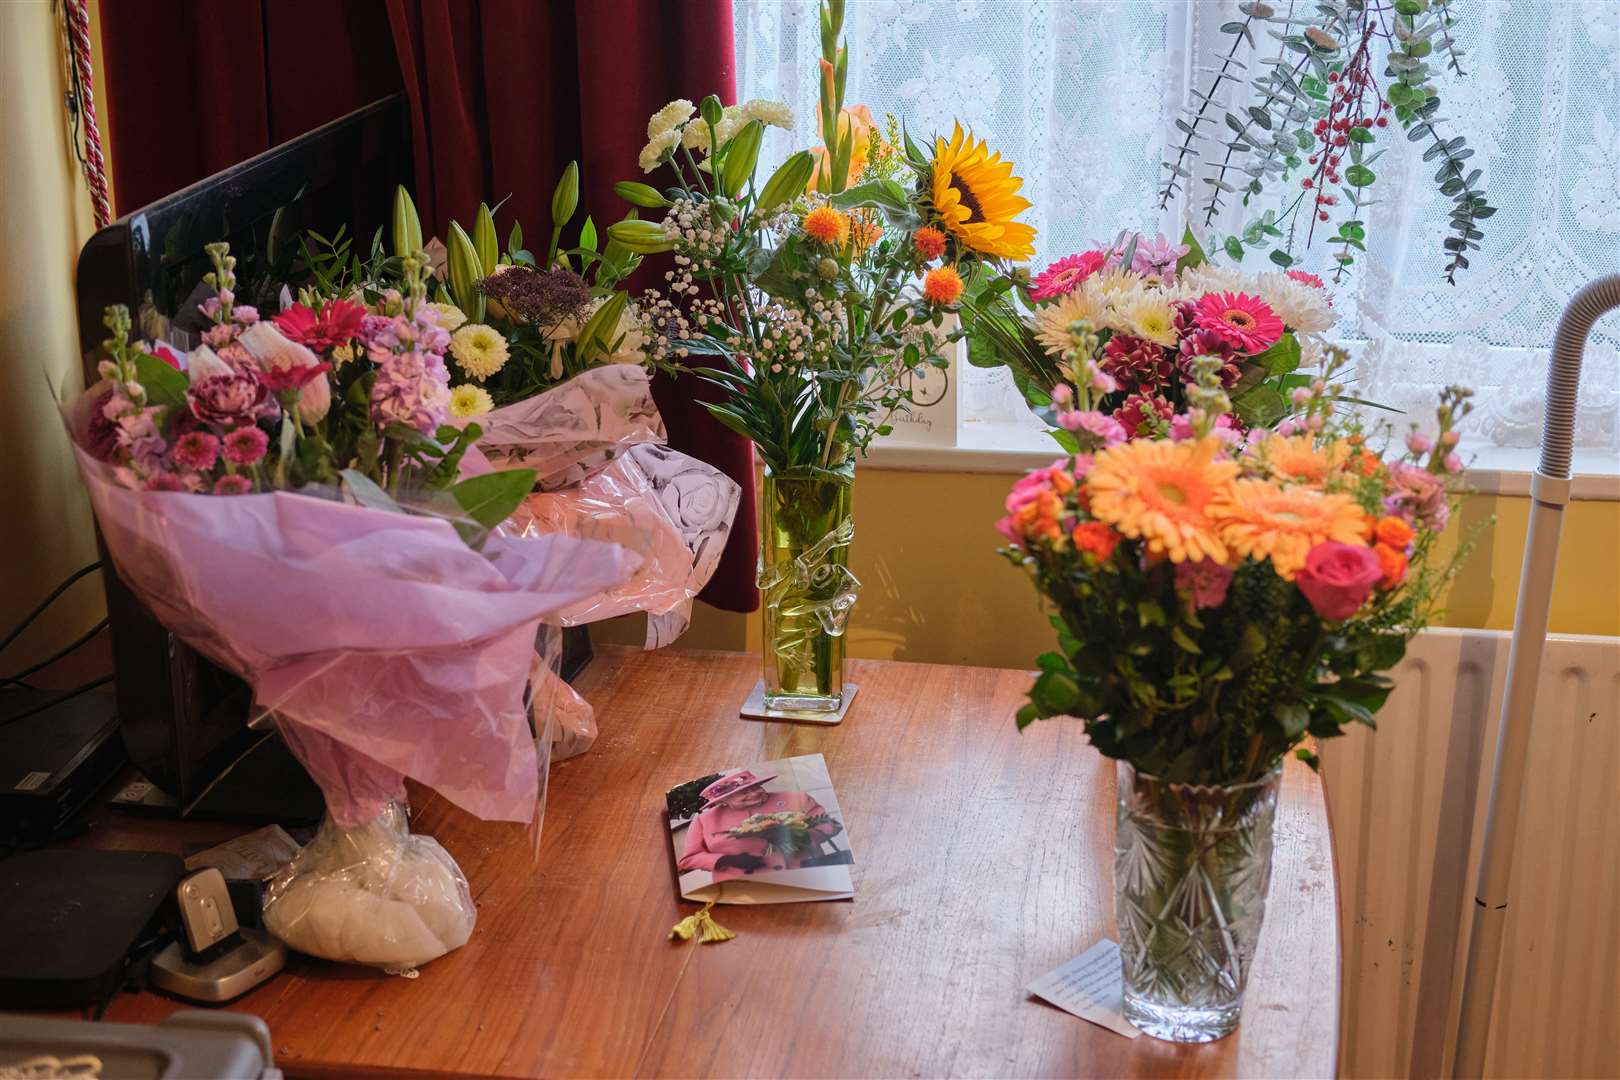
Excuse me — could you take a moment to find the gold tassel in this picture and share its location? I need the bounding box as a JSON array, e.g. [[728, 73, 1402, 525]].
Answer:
[[670, 901, 734, 944]]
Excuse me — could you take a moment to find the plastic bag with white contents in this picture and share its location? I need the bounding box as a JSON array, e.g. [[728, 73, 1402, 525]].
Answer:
[[262, 803, 473, 973]]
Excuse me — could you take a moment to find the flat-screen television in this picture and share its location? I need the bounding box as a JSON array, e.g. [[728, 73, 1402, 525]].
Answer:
[[75, 96, 413, 815]]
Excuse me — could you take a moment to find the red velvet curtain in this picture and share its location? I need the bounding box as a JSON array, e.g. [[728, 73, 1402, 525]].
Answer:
[[96, 0, 757, 612], [99, 0, 402, 214]]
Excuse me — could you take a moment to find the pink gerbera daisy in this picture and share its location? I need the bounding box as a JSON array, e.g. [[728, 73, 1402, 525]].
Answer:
[[1030, 250, 1107, 302], [171, 431, 220, 471], [1286, 269, 1327, 289], [213, 474, 253, 496], [1191, 292, 1284, 355], [222, 425, 269, 466]]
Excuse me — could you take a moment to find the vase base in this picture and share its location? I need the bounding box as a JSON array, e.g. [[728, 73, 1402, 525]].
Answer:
[[1123, 994, 1241, 1044], [739, 679, 859, 725]]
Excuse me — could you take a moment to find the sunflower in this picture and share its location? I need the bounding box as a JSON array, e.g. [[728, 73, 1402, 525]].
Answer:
[[1209, 478, 1371, 579], [930, 124, 1036, 261], [1085, 438, 1239, 564]]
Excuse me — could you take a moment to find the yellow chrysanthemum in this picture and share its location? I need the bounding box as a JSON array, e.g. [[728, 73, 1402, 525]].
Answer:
[[448, 383, 494, 419], [930, 123, 1036, 261], [1209, 478, 1371, 579], [1035, 289, 1104, 355], [1254, 434, 1350, 484], [1086, 438, 1239, 565], [803, 206, 850, 246], [449, 323, 510, 381]]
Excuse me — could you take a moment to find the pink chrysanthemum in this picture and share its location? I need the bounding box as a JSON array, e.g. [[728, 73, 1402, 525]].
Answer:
[[1191, 291, 1284, 355], [1100, 334, 1175, 393], [1030, 250, 1106, 302], [222, 425, 269, 467], [171, 431, 220, 471], [1114, 393, 1176, 437], [145, 472, 188, 492], [213, 474, 253, 496]]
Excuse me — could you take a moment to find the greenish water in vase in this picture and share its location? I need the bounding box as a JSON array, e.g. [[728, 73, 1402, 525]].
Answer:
[[758, 467, 858, 712]]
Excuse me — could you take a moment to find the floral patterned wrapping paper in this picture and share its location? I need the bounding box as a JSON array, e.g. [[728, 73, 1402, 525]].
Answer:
[[473, 365, 741, 649], [470, 365, 667, 490]]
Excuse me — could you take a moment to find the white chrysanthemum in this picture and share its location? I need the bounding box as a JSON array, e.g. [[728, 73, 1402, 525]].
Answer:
[[1254, 272, 1336, 333], [449, 323, 509, 381], [429, 302, 467, 333], [739, 99, 794, 130], [1035, 290, 1104, 355], [448, 384, 494, 419], [647, 99, 695, 140], [639, 129, 681, 173], [1088, 267, 1142, 301], [1115, 291, 1179, 347]]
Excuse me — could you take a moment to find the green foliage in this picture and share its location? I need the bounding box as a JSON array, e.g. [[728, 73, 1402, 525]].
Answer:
[[1010, 547, 1415, 785]]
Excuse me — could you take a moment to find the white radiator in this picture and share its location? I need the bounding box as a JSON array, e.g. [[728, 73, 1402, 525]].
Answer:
[[1322, 628, 1620, 1079]]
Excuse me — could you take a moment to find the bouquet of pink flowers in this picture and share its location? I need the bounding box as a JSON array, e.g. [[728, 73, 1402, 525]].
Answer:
[[965, 229, 1342, 446], [68, 243, 637, 969]]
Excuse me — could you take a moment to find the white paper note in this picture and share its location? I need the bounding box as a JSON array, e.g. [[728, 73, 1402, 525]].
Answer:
[[1027, 938, 1142, 1039]]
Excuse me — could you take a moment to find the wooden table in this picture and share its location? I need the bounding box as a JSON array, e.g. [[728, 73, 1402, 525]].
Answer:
[[52, 647, 1340, 1078]]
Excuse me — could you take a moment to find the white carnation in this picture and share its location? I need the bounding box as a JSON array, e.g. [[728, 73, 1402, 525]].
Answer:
[[647, 99, 695, 140], [639, 128, 681, 173], [739, 99, 794, 130]]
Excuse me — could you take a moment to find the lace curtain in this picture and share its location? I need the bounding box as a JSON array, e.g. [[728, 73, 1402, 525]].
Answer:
[[733, 0, 1620, 465]]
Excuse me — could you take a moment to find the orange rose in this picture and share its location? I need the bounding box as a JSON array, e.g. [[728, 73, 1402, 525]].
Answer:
[[1072, 522, 1121, 562], [1374, 515, 1415, 549], [1373, 541, 1408, 589]]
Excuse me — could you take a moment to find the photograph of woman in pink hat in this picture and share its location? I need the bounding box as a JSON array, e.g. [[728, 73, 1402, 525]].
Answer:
[[676, 768, 844, 883]]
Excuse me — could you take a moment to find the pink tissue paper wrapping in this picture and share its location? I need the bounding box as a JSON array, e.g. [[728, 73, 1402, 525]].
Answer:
[[70, 437, 637, 828]]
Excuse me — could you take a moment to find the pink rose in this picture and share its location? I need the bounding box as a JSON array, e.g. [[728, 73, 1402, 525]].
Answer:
[[1296, 542, 1382, 621]]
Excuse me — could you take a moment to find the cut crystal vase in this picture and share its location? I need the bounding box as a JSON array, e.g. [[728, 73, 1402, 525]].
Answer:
[[1113, 760, 1282, 1043], [757, 466, 859, 713]]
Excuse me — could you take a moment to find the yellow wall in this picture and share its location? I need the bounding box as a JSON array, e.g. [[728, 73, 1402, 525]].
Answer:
[[0, 1, 104, 669], [598, 468, 1620, 668]]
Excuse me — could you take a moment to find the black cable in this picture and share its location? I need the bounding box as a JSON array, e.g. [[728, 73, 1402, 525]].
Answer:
[[0, 675, 113, 728], [1, 618, 109, 688], [0, 561, 102, 657]]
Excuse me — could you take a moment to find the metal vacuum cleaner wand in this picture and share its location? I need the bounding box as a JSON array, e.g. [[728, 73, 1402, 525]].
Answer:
[[1451, 274, 1620, 1078]]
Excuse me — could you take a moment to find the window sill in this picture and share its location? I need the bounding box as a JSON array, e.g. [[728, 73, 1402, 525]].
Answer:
[[863, 421, 1620, 501]]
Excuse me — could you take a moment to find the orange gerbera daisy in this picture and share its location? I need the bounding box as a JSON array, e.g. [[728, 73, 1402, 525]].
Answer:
[[1257, 434, 1349, 484], [802, 206, 849, 246], [1085, 438, 1238, 564], [1209, 479, 1371, 579]]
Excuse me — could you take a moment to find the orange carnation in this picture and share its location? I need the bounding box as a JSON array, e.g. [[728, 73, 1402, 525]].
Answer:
[[1072, 522, 1121, 562], [1374, 515, 1415, 549], [923, 266, 964, 306], [913, 226, 947, 261], [1374, 541, 1409, 589]]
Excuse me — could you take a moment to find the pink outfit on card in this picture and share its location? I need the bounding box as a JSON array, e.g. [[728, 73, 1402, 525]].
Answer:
[[678, 791, 836, 883]]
